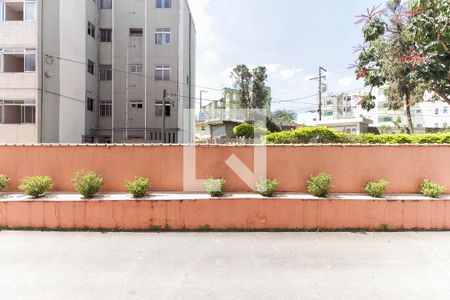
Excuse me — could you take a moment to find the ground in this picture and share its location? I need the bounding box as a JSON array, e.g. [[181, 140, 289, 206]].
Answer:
[[0, 231, 449, 300]]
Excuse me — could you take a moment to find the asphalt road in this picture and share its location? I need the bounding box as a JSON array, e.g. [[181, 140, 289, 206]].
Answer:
[[0, 231, 449, 300]]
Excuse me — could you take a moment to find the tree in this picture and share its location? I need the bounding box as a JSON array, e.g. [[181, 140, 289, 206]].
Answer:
[[271, 110, 298, 123], [354, 0, 438, 133], [252, 66, 270, 109], [231, 64, 270, 110], [406, 0, 450, 104]]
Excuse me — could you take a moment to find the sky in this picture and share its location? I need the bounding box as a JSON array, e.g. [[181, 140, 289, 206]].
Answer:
[[187, 0, 381, 121]]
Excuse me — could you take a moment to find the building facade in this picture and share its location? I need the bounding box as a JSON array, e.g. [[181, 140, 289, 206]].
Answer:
[[321, 86, 450, 133], [0, 0, 196, 144]]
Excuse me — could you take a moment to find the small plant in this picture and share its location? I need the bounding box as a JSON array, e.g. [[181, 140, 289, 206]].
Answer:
[[125, 177, 150, 198], [0, 175, 10, 192], [205, 177, 226, 197], [19, 176, 53, 198], [256, 179, 279, 197], [419, 180, 446, 198], [72, 171, 104, 199], [363, 180, 389, 198], [306, 173, 332, 198]]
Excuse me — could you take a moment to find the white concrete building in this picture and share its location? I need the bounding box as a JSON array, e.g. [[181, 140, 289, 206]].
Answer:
[[0, 0, 196, 144], [321, 86, 450, 133]]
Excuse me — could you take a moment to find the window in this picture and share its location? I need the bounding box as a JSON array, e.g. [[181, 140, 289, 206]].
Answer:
[[0, 49, 36, 72], [100, 29, 112, 42], [24, 0, 37, 20], [416, 109, 423, 114], [130, 100, 143, 109], [444, 107, 448, 114], [155, 101, 171, 117], [88, 22, 96, 38], [155, 65, 170, 81], [156, 0, 171, 8], [0, 2, 3, 21], [87, 98, 94, 112], [0, 100, 36, 124], [155, 28, 171, 45], [24, 51, 35, 71], [129, 28, 143, 36], [444, 123, 448, 128], [87, 60, 95, 75], [325, 100, 333, 106], [435, 108, 439, 115], [324, 111, 333, 116], [99, 65, 112, 80], [379, 102, 389, 109], [100, 0, 112, 9], [379, 116, 393, 123], [130, 64, 143, 74], [435, 123, 439, 128], [99, 100, 112, 117]]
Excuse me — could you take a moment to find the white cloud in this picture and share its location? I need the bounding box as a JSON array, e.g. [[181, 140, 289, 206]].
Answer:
[[279, 67, 304, 79], [200, 50, 220, 64], [338, 76, 357, 87]]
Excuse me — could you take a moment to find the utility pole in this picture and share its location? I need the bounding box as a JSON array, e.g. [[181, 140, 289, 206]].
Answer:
[[310, 67, 327, 121]]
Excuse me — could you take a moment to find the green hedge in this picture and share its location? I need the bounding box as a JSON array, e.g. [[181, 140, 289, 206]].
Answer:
[[233, 123, 269, 139], [265, 127, 450, 144]]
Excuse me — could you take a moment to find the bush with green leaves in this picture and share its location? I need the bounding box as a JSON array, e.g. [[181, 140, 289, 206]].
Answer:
[[19, 176, 53, 198], [233, 123, 269, 139], [205, 177, 226, 197], [72, 171, 104, 199], [306, 173, 332, 198], [125, 177, 150, 198], [266, 127, 354, 144], [256, 179, 279, 197], [265, 127, 450, 145], [0, 175, 10, 192], [363, 180, 389, 198], [419, 180, 446, 198]]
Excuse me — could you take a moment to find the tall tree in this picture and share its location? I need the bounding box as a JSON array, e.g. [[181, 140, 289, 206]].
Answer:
[[406, 0, 450, 104], [231, 65, 270, 110], [251, 66, 270, 109], [231, 65, 252, 109], [354, 0, 430, 133]]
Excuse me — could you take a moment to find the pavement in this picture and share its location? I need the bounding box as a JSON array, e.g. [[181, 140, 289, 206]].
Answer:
[[0, 231, 450, 300]]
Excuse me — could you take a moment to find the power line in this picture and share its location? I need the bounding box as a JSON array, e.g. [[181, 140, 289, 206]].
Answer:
[[45, 54, 224, 92]]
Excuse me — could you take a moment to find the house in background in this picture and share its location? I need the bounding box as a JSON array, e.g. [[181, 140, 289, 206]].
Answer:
[[319, 87, 450, 133]]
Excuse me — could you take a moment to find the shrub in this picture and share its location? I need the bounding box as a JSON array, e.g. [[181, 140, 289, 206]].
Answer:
[[19, 176, 53, 198], [363, 180, 389, 198], [266, 127, 353, 144], [265, 127, 450, 145], [256, 179, 279, 197], [125, 177, 150, 198], [72, 171, 104, 199], [0, 175, 10, 192], [419, 180, 446, 198], [205, 177, 226, 197], [306, 173, 332, 198], [233, 123, 269, 139]]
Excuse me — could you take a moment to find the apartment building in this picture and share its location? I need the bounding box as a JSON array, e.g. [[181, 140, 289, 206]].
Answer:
[[321, 86, 450, 133], [0, 0, 196, 144]]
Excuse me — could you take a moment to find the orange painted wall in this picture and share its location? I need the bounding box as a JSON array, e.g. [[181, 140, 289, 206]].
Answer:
[[0, 145, 449, 193], [1, 198, 449, 230]]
